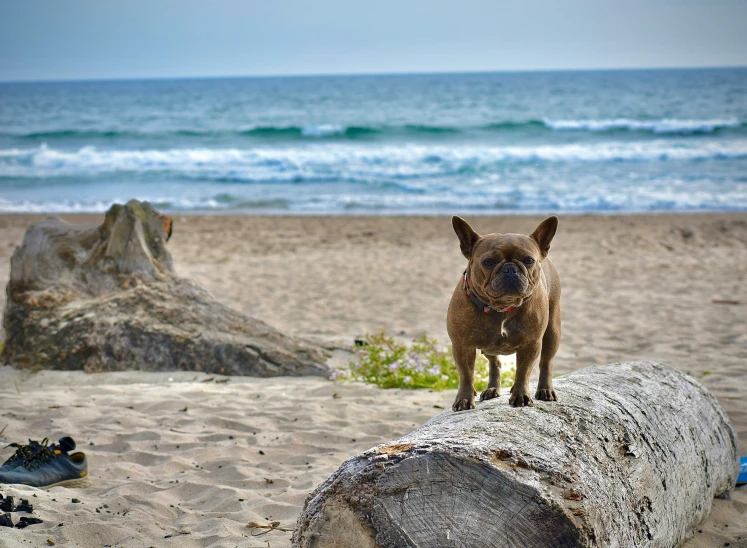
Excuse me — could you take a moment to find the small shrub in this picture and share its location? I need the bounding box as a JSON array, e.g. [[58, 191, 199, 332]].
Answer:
[[339, 330, 515, 391]]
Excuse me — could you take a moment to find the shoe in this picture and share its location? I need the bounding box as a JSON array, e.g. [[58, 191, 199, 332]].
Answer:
[[0, 440, 89, 488], [738, 456, 747, 487], [1, 437, 75, 472], [1, 439, 49, 472]]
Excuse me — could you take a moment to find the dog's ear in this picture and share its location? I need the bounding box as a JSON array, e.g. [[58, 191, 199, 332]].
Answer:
[[530, 216, 558, 259], [452, 216, 480, 259]]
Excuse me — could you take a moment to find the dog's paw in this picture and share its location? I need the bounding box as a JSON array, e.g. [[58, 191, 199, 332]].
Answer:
[[509, 387, 534, 407], [480, 387, 501, 401], [535, 387, 557, 401], [452, 397, 475, 412]]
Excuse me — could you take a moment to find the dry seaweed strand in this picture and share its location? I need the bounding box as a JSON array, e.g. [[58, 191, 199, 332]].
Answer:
[[247, 521, 295, 536]]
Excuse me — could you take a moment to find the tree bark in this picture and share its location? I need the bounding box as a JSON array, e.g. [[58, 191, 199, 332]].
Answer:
[[2, 200, 329, 376], [293, 362, 738, 548]]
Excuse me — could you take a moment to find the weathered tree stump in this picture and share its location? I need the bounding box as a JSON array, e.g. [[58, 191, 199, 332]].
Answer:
[[2, 200, 329, 376], [293, 362, 738, 548]]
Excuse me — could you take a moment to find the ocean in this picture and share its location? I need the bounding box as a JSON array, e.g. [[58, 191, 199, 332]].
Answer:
[[1, 68, 746, 214]]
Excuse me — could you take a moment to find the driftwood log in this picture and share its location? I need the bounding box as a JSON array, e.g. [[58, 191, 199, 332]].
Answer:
[[293, 362, 738, 548], [2, 200, 329, 376]]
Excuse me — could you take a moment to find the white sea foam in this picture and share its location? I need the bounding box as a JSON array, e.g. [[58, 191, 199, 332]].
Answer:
[[1, 172, 746, 214], [301, 124, 346, 137], [544, 118, 742, 134], [2, 141, 746, 213], [0, 197, 123, 214], [2, 140, 747, 181], [3, 180, 745, 214], [0, 194, 240, 214]]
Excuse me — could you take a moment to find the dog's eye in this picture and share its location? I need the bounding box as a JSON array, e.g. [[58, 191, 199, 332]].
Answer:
[[522, 257, 535, 266], [482, 258, 497, 268]]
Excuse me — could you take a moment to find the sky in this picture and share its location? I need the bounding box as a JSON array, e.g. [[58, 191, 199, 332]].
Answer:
[[1, 0, 746, 82]]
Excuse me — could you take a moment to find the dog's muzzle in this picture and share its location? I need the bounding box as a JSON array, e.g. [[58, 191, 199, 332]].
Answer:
[[492, 263, 528, 294]]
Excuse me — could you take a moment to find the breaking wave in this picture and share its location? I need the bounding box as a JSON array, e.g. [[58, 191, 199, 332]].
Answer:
[[544, 118, 742, 134], [1, 141, 746, 181], [5, 118, 743, 142]]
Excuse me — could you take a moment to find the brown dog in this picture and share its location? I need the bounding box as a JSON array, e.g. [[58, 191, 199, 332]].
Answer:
[[447, 216, 561, 411]]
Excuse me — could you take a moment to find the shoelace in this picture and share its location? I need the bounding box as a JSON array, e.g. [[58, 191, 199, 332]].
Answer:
[[2, 438, 49, 467], [22, 439, 60, 471]]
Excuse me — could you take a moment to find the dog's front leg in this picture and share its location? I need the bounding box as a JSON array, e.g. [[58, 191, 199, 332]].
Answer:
[[510, 343, 541, 407], [536, 310, 560, 401], [479, 354, 501, 401], [451, 342, 477, 411]]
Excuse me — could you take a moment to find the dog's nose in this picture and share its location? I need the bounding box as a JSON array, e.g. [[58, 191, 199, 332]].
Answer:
[[503, 263, 518, 275]]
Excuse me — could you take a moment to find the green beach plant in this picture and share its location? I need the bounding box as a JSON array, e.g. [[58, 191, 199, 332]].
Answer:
[[338, 330, 515, 391]]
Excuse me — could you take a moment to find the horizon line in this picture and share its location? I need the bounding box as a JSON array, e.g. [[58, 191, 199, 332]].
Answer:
[[1, 64, 746, 85]]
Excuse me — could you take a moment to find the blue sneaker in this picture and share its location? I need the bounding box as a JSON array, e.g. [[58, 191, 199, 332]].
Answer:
[[1, 438, 75, 472], [0, 441, 89, 488], [1, 439, 49, 472], [737, 456, 747, 487]]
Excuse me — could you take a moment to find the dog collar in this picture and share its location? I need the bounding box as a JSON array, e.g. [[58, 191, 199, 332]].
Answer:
[[462, 270, 517, 314]]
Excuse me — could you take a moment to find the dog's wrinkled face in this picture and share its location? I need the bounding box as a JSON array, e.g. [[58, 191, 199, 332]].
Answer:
[[452, 216, 558, 308], [472, 235, 538, 304]]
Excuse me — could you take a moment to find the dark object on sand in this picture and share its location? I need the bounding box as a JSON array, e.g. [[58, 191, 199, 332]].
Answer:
[[0, 495, 13, 512], [14, 499, 33, 513], [2, 200, 329, 376], [293, 362, 738, 548], [15, 516, 43, 529], [0, 493, 42, 529]]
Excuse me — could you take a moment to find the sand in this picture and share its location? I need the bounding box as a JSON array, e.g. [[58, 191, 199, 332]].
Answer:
[[0, 212, 746, 547]]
